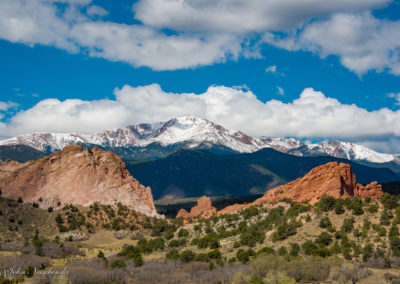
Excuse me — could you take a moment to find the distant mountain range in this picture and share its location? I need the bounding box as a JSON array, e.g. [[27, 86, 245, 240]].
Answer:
[[126, 148, 400, 200], [0, 116, 399, 172]]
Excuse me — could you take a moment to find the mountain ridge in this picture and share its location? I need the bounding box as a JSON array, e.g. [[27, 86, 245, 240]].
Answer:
[[1, 116, 399, 171], [127, 147, 400, 200]]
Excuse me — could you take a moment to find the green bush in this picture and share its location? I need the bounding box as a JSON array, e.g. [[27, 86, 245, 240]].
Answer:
[[110, 259, 126, 269], [319, 216, 332, 229], [341, 217, 355, 233], [316, 232, 333, 246], [317, 196, 337, 212], [391, 237, 400, 257], [381, 193, 398, 210], [236, 249, 250, 263], [166, 249, 180, 260], [177, 228, 189, 238], [179, 250, 196, 263]]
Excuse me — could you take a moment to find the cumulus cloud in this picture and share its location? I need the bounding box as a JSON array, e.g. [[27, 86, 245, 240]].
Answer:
[[2, 84, 400, 152], [265, 13, 400, 76], [0, 0, 246, 70], [133, 0, 389, 33], [0, 0, 398, 73]]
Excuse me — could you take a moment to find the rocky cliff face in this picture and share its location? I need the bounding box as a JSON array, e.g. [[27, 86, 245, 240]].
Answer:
[[0, 145, 160, 217], [218, 162, 383, 214], [257, 162, 383, 205], [176, 196, 216, 219]]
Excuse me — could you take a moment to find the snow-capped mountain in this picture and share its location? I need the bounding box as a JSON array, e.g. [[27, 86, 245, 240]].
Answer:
[[0, 116, 268, 154], [1, 116, 399, 171], [264, 138, 400, 167]]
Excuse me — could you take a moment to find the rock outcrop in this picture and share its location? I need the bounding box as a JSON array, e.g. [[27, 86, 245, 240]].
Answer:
[[256, 162, 383, 205], [0, 145, 160, 217], [176, 196, 216, 219], [218, 162, 383, 214]]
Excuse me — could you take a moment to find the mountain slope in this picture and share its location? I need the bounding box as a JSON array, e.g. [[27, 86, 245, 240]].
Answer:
[[0, 117, 267, 158], [127, 148, 400, 200], [0, 145, 46, 162], [1, 116, 399, 172]]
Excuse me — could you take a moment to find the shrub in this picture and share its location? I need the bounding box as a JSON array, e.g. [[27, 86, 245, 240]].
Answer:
[[48, 207, 53, 212], [166, 249, 180, 260], [177, 228, 189, 238], [278, 247, 288, 256], [289, 243, 300, 257], [17, 197, 23, 203], [302, 240, 317, 255], [341, 217, 354, 233], [362, 244, 374, 262], [381, 193, 398, 210], [272, 220, 298, 241], [391, 237, 400, 257], [195, 253, 210, 262], [316, 232, 333, 246], [110, 259, 126, 269], [351, 198, 364, 215], [179, 250, 196, 263], [319, 216, 333, 229], [257, 247, 275, 255], [335, 201, 345, 214], [241, 206, 259, 219], [367, 203, 379, 213], [208, 249, 222, 259], [165, 230, 174, 240], [168, 238, 187, 248], [380, 210, 393, 226], [317, 196, 337, 212], [236, 249, 250, 263]]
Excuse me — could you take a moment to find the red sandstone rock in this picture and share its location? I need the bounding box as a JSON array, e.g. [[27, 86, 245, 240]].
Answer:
[[176, 196, 217, 219], [256, 162, 382, 205], [0, 145, 160, 217], [176, 208, 190, 218], [218, 162, 383, 214]]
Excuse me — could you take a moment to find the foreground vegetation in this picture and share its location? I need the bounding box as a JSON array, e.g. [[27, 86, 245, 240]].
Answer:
[[0, 192, 400, 283]]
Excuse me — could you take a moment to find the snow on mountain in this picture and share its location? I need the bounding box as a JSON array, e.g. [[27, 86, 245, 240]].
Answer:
[[308, 141, 396, 163], [261, 137, 305, 152], [0, 116, 268, 153], [0, 116, 398, 166]]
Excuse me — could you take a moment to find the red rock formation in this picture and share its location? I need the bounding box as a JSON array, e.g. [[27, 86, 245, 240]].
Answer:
[[176, 196, 217, 219], [176, 208, 190, 218], [256, 162, 382, 205], [218, 162, 383, 214], [0, 145, 160, 217]]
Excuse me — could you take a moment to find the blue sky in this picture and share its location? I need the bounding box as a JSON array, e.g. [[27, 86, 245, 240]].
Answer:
[[1, 0, 400, 153]]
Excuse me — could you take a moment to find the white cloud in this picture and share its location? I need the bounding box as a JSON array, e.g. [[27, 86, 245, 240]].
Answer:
[[265, 65, 277, 73], [0, 101, 18, 111], [388, 92, 400, 105], [0, 0, 398, 73], [0, 0, 247, 70], [265, 13, 400, 76], [2, 84, 400, 153], [276, 86, 285, 96], [86, 5, 108, 18], [133, 0, 389, 33], [70, 23, 243, 70]]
